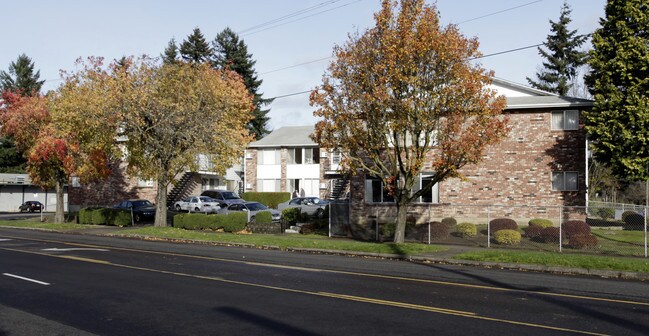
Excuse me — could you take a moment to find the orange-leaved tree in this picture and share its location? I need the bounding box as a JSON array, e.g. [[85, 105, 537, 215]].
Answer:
[[0, 76, 116, 223], [310, 0, 509, 243], [113, 58, 253, 227]]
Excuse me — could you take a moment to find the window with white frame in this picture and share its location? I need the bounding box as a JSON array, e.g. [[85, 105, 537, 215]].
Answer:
[[256, 179, 281, 192], [413, 173, 439, 203], [551, 171, 578, 191], [551, 110, 579, 130], [331, 150, 341, 165], [288, 148, 320, 164], [257, 149, 281, 165], [137, 178, 155, 188]]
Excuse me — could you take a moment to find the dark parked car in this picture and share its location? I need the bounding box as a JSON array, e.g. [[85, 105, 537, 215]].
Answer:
[[115, 199, 156, 222], [19, 201, 43, 213], [200, 190, 244, 205]]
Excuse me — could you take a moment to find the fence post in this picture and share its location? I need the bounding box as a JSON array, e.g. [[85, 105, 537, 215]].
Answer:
[[559, 206, 563, 253], [428, 204, 431, 245], [487, 207, 491, 248], [644, 206, 647, 258]]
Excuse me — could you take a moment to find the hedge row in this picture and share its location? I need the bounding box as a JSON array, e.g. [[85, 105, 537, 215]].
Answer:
[[240, 192, 291, 209], [79, 207, 131, 226], [173, 212, 247, 232]]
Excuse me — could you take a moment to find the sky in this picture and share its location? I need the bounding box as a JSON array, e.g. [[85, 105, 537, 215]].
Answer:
[[1, 0, 606, 131]]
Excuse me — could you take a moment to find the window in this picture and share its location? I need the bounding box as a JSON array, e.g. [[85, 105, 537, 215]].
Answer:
[[365, 178, 395, 203], [551, 110, 579, 130], [552, 172, 578, 191], [288, 148, 319, 164], [256, 179, 281, 192], [413, 173, 439, 203], [331, 150, 341, 165], [288, 179, 300, 193], [257, 149, 280, 165], [137, 178, 154, 188]]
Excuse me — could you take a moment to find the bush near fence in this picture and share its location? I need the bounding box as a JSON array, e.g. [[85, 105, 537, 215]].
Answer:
[[489, 218, 518, 232], [79, 207, 131, 226], [173, 212, 247, 232], [240, 192, 291, 209]]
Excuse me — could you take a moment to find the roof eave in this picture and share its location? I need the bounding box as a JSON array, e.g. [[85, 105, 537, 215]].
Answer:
[[506, 102, 594, 110]]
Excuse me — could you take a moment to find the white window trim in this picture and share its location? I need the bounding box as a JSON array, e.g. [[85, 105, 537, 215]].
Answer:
[[551, 110, 579, 131]]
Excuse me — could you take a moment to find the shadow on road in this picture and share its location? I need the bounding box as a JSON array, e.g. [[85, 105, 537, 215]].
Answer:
[[214, 306, 322, 336]]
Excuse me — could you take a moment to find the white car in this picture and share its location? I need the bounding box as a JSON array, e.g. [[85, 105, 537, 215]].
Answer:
[[277, 197, 329, 218], [224, 202, 282, 222], [174, 196, 224, 213]]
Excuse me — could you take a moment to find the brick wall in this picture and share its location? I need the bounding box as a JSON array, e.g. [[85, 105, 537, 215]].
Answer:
[[244, 149, 257, 192], [348, 109, 587, 224], [68, 162, 158, 211]]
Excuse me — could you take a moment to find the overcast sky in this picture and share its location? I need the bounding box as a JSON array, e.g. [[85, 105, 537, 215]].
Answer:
[[2, 0, 605, 131]]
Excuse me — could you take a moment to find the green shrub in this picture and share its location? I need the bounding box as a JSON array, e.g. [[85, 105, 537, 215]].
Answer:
[[91, 208, 107, 225], [222, 212, 247, 232], [623, 213, 645, 230], [240, 192, 291, 209], [282, 208, 301, 224], [173, 214, 186, 228], [441, 217, 457, 227], [380, 222, 395, 238], [595, 207, 615, 220], [489, 218, 518, 233], [568, 234, 599, 249], [254, 211, 273, 224], [493, 229, 521, 245], [108, 209, 132, 226], [78, 207, 99, 224], [298, 211, 311, 222], [540, 227, 565, 243], [562, 220, 590, 238], [456, 222, 477, 238], [528, 218, 553, 228]]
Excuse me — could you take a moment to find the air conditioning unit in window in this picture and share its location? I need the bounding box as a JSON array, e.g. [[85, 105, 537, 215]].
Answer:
[[320, 151, 327, 158], [245, 152, 253, 159]]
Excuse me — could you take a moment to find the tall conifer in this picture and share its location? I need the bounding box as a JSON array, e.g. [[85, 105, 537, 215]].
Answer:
[[179, 28, 212, 64]]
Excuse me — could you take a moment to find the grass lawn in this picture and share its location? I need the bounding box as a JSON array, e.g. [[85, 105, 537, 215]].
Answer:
[[115, 226, 447, 255], [0, 219, 96, 231], [453, 250, 649, 273]]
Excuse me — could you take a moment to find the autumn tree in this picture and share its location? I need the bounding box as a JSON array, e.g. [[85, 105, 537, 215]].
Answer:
[[0, 54, 44, 96], [213, 27, 272, 139], [584, 0, 649, 202], [113, 59, 253, 226], [0, 72, 117, 223], [311, 0, 508, 243], [527, 1, 587, 96], [179, 28, 212, 64]]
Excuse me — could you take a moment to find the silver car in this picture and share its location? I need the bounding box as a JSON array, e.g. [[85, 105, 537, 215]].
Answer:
[[174, 196, 224, 213], [224, 202, 281, 222], [277, 197, 329, 218]]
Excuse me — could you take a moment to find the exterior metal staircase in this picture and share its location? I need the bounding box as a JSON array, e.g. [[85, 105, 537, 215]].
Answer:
[[329, 177, 349, 200], [166, 172, 197, 207]]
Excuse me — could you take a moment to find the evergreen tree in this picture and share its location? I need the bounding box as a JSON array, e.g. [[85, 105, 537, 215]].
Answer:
[[584, 0, 649, 181], [213, 27, 271, 139], [0, 137, 26, 173], [179, 28, 212, 64], [0, 54, 45, 96], [526, 1, 587, 96], [162, 38, 179, 64]]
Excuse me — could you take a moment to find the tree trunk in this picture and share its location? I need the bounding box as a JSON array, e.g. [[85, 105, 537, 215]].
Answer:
[[154, 175, 168, 227], [393, 199, 408, 243], [54, 179, 65, 224]]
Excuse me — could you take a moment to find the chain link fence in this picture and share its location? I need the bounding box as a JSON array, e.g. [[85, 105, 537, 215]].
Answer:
[[329, 202, 648, 257]]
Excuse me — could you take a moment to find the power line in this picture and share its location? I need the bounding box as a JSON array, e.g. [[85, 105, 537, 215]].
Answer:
[[238, 0, 343, 34], [455, 0, 544, 25], [260, 56, 332, 75]]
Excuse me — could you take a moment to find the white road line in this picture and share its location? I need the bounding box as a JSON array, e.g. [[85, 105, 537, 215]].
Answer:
[[3, 273, 50, 285], [0, 239, 12, 241], [42, 248, 109, 252]]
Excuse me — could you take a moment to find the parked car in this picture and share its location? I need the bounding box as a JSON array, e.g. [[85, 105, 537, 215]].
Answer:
[[200, 190, 244, 205], [114, 199, 156, 222], [19, 201, 43, 213], [278, 197, 329, 218], [224, 202, 281, 222], [174, 196, 224, 213]]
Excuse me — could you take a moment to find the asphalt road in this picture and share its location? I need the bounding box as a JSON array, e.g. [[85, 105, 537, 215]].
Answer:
[[0, 228, 648, 336]]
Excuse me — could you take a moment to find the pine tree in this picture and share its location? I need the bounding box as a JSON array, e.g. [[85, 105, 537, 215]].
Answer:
[[584, 0, 649, 181], [0, 137, 26, 173], [526, 1, 587, 96], [162, 38, 179, 64], [179, 28, 212, 64], [0, 54, 45, 96], [213, 27, 271, 139]]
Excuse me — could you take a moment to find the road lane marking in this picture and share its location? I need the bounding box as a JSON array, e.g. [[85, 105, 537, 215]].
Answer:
[[0, 246, 613, 335], [42, 248, 109, 252], [3, 273, 50, 285], [0, 239, 12, 241], [2, 234, 648, 308]]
